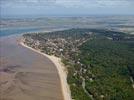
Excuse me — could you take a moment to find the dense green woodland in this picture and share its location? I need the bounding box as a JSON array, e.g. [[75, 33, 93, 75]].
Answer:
[[23, 29, 134, 100], [79, 39, 134, 100]]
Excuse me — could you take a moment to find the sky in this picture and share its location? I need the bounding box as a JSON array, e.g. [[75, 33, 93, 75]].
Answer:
[[0, 0, 134, 17]]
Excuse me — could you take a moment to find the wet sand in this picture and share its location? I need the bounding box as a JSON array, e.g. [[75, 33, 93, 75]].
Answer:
[[20, 42, 71, 100], [0, 35, 64, 100]]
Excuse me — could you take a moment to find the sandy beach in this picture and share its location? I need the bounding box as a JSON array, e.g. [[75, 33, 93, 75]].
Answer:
[[20, 41, 71, 100]]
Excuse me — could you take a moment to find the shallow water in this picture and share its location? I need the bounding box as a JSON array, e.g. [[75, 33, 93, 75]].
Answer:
[[0, 27, 46, 37], [0, 35, 63, 100]]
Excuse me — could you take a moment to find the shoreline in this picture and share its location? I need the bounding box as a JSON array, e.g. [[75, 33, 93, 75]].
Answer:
[[19, 41, 71, 100]]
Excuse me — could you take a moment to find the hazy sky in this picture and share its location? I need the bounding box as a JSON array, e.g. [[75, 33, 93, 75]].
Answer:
[[1, 0, 134, 17]]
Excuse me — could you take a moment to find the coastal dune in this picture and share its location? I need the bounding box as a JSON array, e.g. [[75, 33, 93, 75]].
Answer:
[[0, 35, 71, 100]]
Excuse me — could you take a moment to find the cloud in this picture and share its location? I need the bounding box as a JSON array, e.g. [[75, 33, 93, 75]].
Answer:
[[55, 0, 134, 8], [0, 0, 56, 7], [1, 0, 134, 7], [1, 0, 134, 16], [96, 0, 133, 7]]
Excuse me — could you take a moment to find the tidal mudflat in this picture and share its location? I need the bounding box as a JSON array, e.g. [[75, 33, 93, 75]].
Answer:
[[0, 35, 63, 100]]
